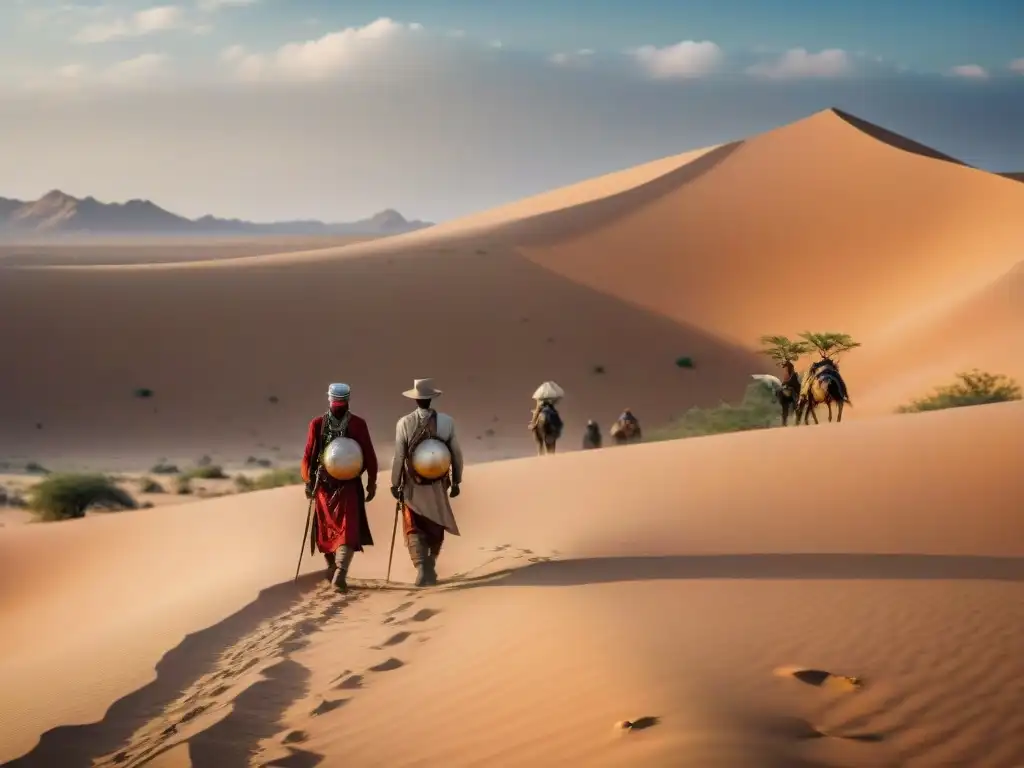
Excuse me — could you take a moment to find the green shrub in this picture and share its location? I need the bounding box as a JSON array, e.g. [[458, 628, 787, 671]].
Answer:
[[645, 383, 780, 442], [24, 461, 49, 474], [897, 369, 1022, 413], [674, 356, 695, 369], [138, 476, 164, 493], [28, 473, 137, 521], [175, 475, 193, 495], [235, 467, 304, 493], [182, 465, 227, 480], [150, 461, 179, 475]]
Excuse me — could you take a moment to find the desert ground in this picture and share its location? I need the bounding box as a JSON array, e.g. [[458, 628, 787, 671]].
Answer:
[[1, 108, 1023, 767]]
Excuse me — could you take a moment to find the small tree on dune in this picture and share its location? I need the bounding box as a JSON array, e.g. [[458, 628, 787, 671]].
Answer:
[[798, 332, 861, 361], [758, 335, 811, 367]]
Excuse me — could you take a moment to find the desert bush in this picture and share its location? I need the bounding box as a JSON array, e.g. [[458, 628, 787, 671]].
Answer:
[[28, 473, 137, 521], [137, 476, 164, 493], [24, 461, 49, 474], [196, 454, 213, 467], [182, 465, 227, 480], [245, 456, 274, 468], [235, 467, 304, 493], [645, 383, 780, 442], [897, 369, 1022, 413], [674, 356, 695, 369], [150, 461, 179, 475], [175, 475, 193, 495]]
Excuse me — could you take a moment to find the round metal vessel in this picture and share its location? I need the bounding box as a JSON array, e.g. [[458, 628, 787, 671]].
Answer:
[[411, 438, 452, 481], [322, 437, 364, 481]]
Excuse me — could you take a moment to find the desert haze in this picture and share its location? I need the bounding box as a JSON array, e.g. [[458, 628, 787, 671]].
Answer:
[[1, 108, 1023, 767], [0, 189, 431, 239]]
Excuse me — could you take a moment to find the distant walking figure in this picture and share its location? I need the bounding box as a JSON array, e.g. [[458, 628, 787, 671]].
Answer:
[[528, 381, 565, 455]]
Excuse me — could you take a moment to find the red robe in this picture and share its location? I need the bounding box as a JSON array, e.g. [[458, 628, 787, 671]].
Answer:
[[301, 412, 378, 553]]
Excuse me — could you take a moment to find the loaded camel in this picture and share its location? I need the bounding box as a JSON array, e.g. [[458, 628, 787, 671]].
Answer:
[[756, 333, 858, 426], [528, 381, 565, 455]]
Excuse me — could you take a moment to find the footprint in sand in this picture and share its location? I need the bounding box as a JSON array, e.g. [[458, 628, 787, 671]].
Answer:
[[615, 716, 660, 732], [263, 747, 325, 768], [773, 665, 864, 691], [387, 601, 416, 616], [759, 715, 884, 743], [374, 631, 411, 649], [311, 698, 348, 716], [369, 657, 404, 672], [406, 608, 440, 623], [334, 673, 363, 690]]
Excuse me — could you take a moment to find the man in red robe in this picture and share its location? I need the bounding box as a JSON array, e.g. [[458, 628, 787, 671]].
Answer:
[[301, 382, 378, 593]]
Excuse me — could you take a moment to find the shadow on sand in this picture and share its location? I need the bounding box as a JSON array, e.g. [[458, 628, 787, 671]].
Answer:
[[449, 553, 1024, 590], [7, 553, 1022, 766], [4, 573, 323, 768]]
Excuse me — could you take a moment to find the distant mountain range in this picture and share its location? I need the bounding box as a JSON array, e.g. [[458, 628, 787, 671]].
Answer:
[[0, 190, 433, 238]]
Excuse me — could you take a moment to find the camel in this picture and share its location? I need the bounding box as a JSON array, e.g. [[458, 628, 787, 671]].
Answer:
[[795, 358, 852, 425], [610, 409, 642, 445], [751, 371, 801, 426], [529, 400, 563, 455]]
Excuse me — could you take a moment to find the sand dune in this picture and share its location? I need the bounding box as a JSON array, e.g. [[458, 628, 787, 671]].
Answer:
[[3, 109, 1023, 468], [1, 402, 1022, 766], [3, 107, 1024, 766]]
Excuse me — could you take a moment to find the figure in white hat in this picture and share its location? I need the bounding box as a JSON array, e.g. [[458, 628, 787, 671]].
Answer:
[[390, 378, 464, 587], [300, 382, 379, 592], [528, 381, 565, 455]]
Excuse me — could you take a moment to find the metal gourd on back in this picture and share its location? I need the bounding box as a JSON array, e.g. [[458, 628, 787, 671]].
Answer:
[[322, 436, 364, 481], [411, 437, 451, 481]]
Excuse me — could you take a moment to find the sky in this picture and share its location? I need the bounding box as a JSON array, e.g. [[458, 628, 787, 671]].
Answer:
[[0, 0, 1022, 222]]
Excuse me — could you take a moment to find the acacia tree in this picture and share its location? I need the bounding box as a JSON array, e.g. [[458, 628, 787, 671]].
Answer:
[[758, 335, 810, 367], [798, 332, 861, 361]]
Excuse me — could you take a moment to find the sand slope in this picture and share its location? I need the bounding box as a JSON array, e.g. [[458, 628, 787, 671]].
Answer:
[[1, 402, 1022, 766], [3, 109, 1024, 464]]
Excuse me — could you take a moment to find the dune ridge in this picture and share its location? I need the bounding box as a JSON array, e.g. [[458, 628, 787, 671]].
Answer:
[[3, 109, 1023, 465]]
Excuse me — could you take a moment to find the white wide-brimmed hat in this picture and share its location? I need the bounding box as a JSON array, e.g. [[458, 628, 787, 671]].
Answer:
[[532, 381, 565, 401], [402, 378, 443, 399]]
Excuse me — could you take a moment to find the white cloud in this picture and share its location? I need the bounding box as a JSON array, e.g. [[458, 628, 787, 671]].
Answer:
[[746, 48, 852, 79], [225, 17, 418, 82], [56, 63, 87, 80], [73, 5, 184, 43], [197, 0, 258, 10], [1008, 58, 1024, 74], [220, 44, 246, 63], [631, 40, 723, 79], [949, 64, 988, 79], [23, 54, 169, 92], [548, 49, 595, 67], [489, 40, 503, 49], [102, 53, 170, 85]]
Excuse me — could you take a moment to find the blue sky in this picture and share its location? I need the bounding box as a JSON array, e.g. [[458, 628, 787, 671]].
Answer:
[[0, 0, 1021, 221]]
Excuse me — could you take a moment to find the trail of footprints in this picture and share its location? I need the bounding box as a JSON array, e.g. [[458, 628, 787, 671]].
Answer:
[[96, 544, 547, 768]]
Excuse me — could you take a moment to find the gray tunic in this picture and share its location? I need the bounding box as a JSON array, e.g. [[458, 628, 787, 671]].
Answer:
[[391, 408, 464, 535]]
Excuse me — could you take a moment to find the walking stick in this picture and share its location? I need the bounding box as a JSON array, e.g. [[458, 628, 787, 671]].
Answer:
[[386, 493, 402, 584], [294, 473, 320, 583]]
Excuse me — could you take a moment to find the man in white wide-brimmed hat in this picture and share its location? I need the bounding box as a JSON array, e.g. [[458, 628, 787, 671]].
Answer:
[[390, 378, 464, 587]]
